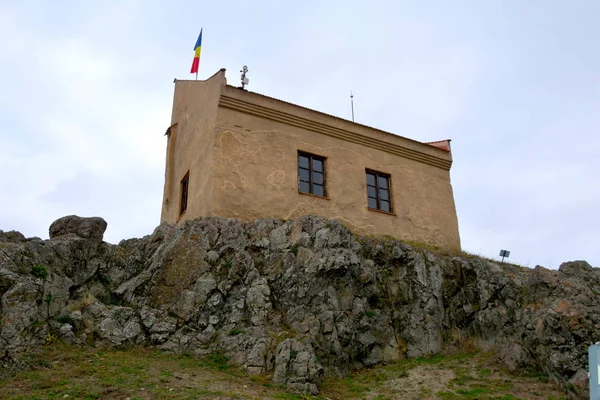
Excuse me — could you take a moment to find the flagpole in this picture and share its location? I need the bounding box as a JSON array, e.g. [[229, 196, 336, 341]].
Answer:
[[195, 72, 198, 81]]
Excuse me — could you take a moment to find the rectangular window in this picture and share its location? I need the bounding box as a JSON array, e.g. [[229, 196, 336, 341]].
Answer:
[[180, 171, 189, 216], [366, 170, 392, 213], [298, 152, 326, 197]]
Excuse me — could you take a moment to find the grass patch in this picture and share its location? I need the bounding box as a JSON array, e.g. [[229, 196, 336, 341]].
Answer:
[[321, 351, 564, 400], [31, 264, 48, 280], [519, 367, 550, 383], [404, 239, 441, 252], [202, 352, 233, 371], [55, 315, 74, 325], [1, 345, 564, 400], [0, 344, 326, 400]]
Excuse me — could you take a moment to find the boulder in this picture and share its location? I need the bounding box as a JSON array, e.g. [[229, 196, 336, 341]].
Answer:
[[49, 215, 107, 242]]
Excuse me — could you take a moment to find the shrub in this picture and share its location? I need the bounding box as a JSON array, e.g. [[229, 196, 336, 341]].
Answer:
[[204, 353, 231, 371], [31, 264, 48, 280], [56, 315, 74, 325], [101, 294, 122, 306]]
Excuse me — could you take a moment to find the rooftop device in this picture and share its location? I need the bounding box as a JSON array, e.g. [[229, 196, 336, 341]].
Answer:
[[240, 65, 249, 90]]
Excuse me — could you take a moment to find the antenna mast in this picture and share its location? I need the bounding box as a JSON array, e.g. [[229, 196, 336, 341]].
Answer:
[[350, 91, 355, 122]]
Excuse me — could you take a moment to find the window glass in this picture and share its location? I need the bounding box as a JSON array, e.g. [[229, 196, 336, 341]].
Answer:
[[312, 159, 323, 172], [298, 152, 326, 197], [313, 184, 324, 197], [299, 181, 310, 193], [368, 197, 378, 209], [379, 189, 389, 201], [299, 169, 310, 182], [366, 173, 375, 186], [378, 176, 388, 189], [380, 201, 390, 212], [299, 155, 309, 169], [180, 172, 189, 216], [367, 186, 377, 198], [366, 170, 392, 213], [312, 172, 323, 184]]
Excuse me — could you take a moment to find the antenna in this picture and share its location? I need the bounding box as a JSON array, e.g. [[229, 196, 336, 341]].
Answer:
[[240, 65, 249, 90], [350, 91, 355, 122]]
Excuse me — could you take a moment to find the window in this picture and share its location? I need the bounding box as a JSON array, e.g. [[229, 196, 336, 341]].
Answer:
[[180, 171, 189, 216], [366, 170, 392, 213], [298, 152, 326, 197]]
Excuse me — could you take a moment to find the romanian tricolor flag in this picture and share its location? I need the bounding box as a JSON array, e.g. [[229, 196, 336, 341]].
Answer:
[[190, 29, 202, 74]]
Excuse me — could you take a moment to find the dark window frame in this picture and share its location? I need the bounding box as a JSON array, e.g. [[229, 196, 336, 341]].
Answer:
[[298, 151, 327, 198], [180, 171, 190, 216], [366, 169, 393, 213]]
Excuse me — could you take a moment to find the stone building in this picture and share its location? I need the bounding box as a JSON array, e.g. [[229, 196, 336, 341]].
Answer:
[[161, 69, 461, 250]]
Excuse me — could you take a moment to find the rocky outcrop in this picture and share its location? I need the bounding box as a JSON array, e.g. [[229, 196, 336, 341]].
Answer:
[[0, 215, 598, 397]]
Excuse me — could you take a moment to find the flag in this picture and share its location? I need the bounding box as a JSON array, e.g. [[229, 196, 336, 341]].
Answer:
[[190, 28, 202, 74]]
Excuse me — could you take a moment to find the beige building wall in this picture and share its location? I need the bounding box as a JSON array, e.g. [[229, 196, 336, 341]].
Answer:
[[162, 70, 461, 250], [160, 70, 225, 223]]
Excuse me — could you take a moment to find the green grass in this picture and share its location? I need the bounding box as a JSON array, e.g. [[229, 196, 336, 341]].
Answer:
[[519, 367, 550, 383], [31, 264, 48, 280], [321, 351, 564, 400], [55, 315, 74, 325], [0, 345, 565, 400], [0, 343, 326, 400]]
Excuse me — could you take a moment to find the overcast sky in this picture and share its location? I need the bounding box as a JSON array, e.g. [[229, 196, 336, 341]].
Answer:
[[1, 1, 598, 269]]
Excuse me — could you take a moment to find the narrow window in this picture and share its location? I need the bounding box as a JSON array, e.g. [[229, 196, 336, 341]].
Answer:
[[180, 171, 189, 216], [298, 152, 326, 197], [366, 170, 392, 213]]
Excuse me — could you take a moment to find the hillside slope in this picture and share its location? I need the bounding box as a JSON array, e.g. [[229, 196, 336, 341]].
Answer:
[[0, 344, 566, 399]]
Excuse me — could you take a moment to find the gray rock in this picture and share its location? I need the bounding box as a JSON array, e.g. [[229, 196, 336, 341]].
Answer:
[[498, 342, 526, 372], [0, 230, 27, 243], [49, 215, 107, 242], [0, 214, 598, 395], [88, 304, 144, 346], [273, 339, 323, 395], [1, 279, 43, 349]]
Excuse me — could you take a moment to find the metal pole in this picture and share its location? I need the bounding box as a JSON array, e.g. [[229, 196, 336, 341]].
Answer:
[[195, 72, 198, 81], [350, 91, 355, 122]]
